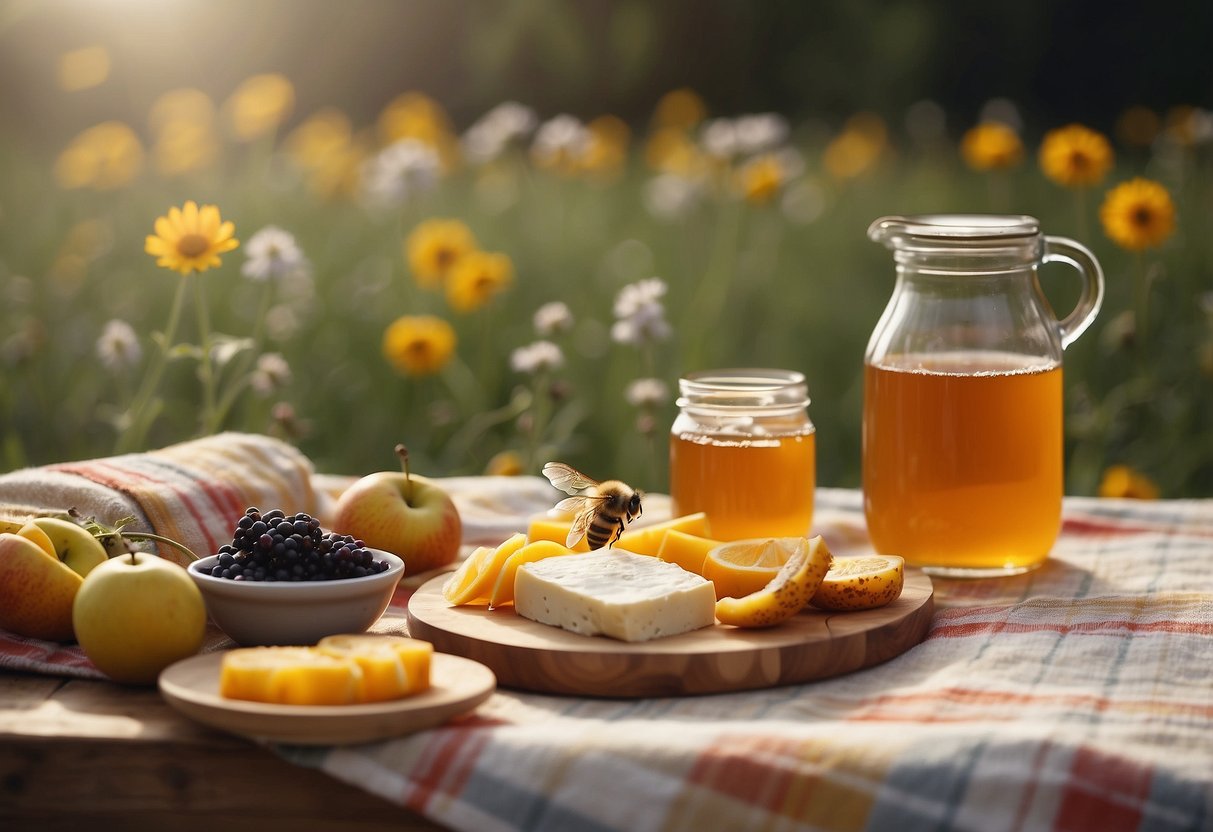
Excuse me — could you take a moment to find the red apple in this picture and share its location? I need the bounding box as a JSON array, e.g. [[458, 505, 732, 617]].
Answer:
[[332, 445, 462, 575]]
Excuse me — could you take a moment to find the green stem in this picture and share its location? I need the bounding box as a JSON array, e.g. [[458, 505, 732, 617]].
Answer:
[[95, 530, 200, 562], [117, 276, 190, 454], [195, 278, 218, 434], [1134, 252, 1149, 351], [211, 280, 275, 429]]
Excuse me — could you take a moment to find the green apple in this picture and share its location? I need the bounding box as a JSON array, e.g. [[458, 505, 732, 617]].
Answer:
[[332, 444, 462, 575], [72, 551, 207, 685], [0, 532, 82, 641], [32, 517, 109, 577]]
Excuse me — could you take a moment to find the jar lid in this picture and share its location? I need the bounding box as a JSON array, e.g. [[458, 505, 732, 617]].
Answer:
[[869, 214, 1041, 246], [677, 368, 809, 410]]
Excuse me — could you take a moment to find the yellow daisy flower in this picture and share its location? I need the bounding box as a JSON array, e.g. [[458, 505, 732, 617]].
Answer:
[[224, 73, 295, 141], [823, 115, 888, 181], [653, 88, 706, 130], [960, 122, 1024, 171], [284, 108, 353, 171], [405, 219, 478, 289], [1039, 124, 1114, 188], [581, 115, 631, 180], [382, 315, 456, 376], [644, 127, 706, 176], [1100, 178, 1176, 252], [446, 251, 514, 313], [736, 154, 786, 203], [484, 450, 524, 476], [54, 121, 144, 190], [1116, 106, 1160, 149], [1098, 465, 1160, 500], [377, 91, 459, 170], [144, 201, 239, 275]]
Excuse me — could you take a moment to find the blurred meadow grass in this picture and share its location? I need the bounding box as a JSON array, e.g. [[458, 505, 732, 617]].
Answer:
[[1, 79, 1211, 499]]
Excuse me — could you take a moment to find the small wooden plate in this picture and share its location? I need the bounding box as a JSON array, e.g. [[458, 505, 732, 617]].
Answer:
[[407, 569, 934, 698], [159, 651, 496, 745]]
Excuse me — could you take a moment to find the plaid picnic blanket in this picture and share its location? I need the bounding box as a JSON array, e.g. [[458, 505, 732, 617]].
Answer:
[[277, 487, 1213, 832]]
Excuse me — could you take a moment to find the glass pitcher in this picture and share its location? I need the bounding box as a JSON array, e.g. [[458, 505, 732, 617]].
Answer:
[[862, 214, 1103, 577]]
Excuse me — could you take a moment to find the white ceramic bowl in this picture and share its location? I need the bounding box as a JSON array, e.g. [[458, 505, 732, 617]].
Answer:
[[186, 549, 404, 646]]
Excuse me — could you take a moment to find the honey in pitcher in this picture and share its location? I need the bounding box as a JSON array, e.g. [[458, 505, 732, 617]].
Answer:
[[862, 351, 1063, 573], [670, 369, 816, 541], [670, 430, 816, 540]]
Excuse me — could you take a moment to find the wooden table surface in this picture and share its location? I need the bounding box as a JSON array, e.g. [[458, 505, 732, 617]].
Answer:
[[0, 670, 447, 831]]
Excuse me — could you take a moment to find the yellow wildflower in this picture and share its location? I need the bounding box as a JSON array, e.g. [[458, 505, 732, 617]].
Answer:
[[644, 127, 705, 176], [284, 108, 353, 171], [960, 122, 1024, 171], [653, 88, 706, 130], [382, 315, 456, 376], [1098, 465, 1160, 500], [1116, 106, 1160, 149], [377, 92, 458, 169], [485, 450, 524, 476], [736, 154, 785, 203], [1100, 178, 1176, 252], [823, 114, 887, 181], [57, 46, 109, 92], [1164, 105, 1204, 146], [405, 219, 478, 289], [582, 115, 631, 180], [144, 201, 239, 275], [224, 73, 295, 141], [1038, 124, 1113, 188], [54, 121, 144, 190], [148, 88, 219, 177], [446, 251, 514, 313]]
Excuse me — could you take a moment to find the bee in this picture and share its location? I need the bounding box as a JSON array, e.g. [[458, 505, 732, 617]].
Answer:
[[542, 461, 643, 550]]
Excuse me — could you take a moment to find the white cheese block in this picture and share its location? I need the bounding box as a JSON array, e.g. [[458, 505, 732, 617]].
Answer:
[[513, 549, 716, 642]]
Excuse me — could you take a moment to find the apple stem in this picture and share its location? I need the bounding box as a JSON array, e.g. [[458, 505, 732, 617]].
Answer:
[[395, 443, 414, 504], [94, 531, 201, 563]]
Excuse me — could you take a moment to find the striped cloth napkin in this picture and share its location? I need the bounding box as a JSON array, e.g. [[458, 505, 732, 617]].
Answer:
[[277, 488, 1213, 832]]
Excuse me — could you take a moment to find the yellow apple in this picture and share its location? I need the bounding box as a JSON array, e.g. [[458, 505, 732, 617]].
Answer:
[[32, 517, 109, 577], [332, 444, 462, 576], [72, 551, 207, 685], [0, 532, 82, 641]]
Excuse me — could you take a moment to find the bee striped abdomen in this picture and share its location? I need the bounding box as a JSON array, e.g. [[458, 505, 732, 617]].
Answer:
[[587, 513, 621, 549]]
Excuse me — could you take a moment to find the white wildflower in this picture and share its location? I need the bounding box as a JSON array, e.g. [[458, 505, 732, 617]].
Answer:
[[734, 113, 789, 156], [250, 352, 292, 396], [980, 98, 1023, 133], [242, 226, 310, 282], [533, 301, 574, 336], [265, 304, 301, 341], [625, 378, 669, 408], [96, 319, 141, 371], [510, 340, 565, 374], [613, 277, 667, 320], [611, 310, 672, 346], [531, 115, 591, 167], [360, 139, 441, 209], [700, 118, 739, 159], [463, 101, 538, 164], [644, 173, 704, 221]]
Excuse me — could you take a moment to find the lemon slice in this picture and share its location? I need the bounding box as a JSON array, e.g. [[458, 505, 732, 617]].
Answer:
[[811, 555, 904, 611], [219, 646, 362, 706], [714, 536, 834, 628], [316, 634, 433, 701], [701, 537, 799, 599], [442, 545, 494, 604], [446, 533, 527, 606]]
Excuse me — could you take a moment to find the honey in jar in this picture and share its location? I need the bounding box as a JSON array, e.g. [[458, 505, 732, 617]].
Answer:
[[669, 369, 816, 541]]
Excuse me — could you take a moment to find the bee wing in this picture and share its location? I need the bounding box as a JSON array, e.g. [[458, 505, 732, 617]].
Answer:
[[542, 461, 599, 495], [553, 496, 587, 514], [566, 502, 595, 548]]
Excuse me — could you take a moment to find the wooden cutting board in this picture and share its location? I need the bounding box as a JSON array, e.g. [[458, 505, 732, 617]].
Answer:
[[407, 569, 933, 698]]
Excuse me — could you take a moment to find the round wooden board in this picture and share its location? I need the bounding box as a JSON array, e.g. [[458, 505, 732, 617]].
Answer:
[[158, 651, 496, 745], [407, 569, 934, 698]]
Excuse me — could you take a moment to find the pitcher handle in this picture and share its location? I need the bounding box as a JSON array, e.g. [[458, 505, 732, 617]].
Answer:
[[1043, 236, 1105, 348]]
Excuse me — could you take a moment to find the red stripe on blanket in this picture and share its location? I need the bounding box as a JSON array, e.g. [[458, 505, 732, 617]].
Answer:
[[839, 686, 1213, 722], [1061, 516, 1213, 538], [1054, 746, 1150, 832], [404, 728, 489, 814], [929, 618, 1213, 639], [686, 735, 801, 816], [57, 460, 220, 554]]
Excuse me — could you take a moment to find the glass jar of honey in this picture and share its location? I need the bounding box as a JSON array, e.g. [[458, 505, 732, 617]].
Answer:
[[669, 369, 816, 541]]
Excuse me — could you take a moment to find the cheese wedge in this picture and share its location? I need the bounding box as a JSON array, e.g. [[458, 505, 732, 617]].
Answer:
[[514, 550, 716, 642], [316, 634, 432, 701]]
